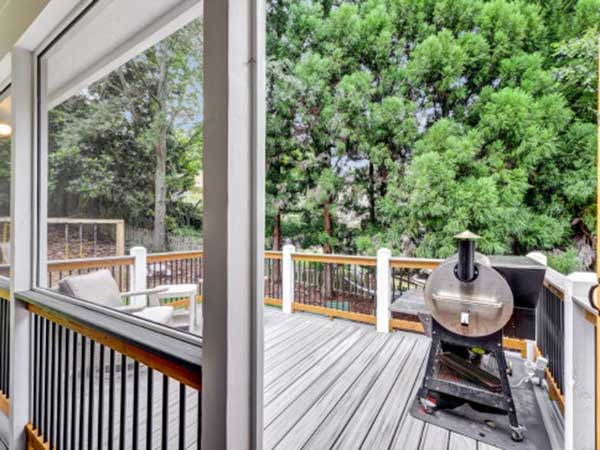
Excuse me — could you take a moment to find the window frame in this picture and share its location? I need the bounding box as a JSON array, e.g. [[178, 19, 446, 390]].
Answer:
[[0, 82, 12, 284], [31, 0, 204, 344]]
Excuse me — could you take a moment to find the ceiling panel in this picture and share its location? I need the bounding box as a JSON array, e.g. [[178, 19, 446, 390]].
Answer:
[[47, 0, 201, 107]]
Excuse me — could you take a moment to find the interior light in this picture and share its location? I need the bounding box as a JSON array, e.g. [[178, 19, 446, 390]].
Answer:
[[0, 124, 11, 137]]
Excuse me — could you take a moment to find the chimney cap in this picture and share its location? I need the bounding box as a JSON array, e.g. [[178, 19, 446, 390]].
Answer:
[[454, 230, 480, 240]]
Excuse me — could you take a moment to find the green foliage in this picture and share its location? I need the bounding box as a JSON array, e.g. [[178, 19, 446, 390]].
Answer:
[[547, 248, 584, 274], [48, 19, 203, 237], [266, 0, 598, 267]]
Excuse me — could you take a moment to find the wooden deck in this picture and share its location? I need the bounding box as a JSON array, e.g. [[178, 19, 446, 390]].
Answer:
[[81, 306, 503, 450], [263, 306, 501, 450]]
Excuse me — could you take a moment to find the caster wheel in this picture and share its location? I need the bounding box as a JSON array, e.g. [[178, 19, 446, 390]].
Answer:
[[419, 397, 436, 415], [511, 430, 524, 442]]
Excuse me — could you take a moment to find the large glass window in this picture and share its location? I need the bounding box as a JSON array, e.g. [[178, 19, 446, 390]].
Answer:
[[39, 2, 203, 334], [0, 86, 10, 278]]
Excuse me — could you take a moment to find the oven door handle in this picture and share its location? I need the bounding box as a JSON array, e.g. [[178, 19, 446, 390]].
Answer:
[[432, 292, 503, 309]]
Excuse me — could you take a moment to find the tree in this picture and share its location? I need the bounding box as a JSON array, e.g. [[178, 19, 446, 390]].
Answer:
[[266, 0, 600, 270], [49, 18, 203, 251]]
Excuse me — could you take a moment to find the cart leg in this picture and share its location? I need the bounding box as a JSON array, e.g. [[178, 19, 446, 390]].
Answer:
[[494, 348, 524, 441], [419, 325, 442, 412]]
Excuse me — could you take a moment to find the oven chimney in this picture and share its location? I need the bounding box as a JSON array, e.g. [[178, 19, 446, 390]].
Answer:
[[454, 230, 480, 282]]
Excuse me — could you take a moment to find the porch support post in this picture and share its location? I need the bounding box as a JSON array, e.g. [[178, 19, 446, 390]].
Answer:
[[130, 246, 147, 306], [376, 248, 391, 333], [281, 244, 295, 314], [9, 47, 33, 450], [564, 272, 596, 450], [202, 0, 265, 447]]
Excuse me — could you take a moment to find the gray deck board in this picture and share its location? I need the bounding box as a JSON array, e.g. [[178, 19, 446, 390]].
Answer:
[[420, 424, 450, 450], [264, 326, 357, 396], [267, 333, 387, 449], [81, 307, 504, 449], [261, 308, 486, 450], [329, 337, 417, 450], [449, 432, 478, 450], [359, 339, 429, 450]]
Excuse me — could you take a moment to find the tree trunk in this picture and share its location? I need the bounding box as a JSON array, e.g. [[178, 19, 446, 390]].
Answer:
[[368, 162, 376, 224], [152, 44, 169, 252], [153, 126, 168, 251], [322, 200, 333, 299], [273, 211, 282, 251], [273, 210, 282, 284]]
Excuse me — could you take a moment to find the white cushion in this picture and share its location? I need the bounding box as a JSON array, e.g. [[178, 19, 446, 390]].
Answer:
[[58, 269, 121, 307], [134, 306, 174, 324]]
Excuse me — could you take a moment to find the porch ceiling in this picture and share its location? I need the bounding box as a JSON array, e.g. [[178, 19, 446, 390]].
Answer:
[[46, 0, 202, 108]]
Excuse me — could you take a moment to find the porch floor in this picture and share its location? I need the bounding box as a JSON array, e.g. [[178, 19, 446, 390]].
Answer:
[[262, 306, 501, 450], [90, 307, 519, 449]]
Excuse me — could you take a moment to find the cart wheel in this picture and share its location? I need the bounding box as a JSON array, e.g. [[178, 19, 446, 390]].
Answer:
[[507, 361, 513, 377], [511, 429, 524, 442], [419, 397, 436, 415]]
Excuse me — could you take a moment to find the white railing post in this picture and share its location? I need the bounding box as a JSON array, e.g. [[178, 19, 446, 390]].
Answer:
[[564, 271, 596, 450], [376, 248, 392, 333], [282, 244, 295, 314], [130, 246, 147, 306]]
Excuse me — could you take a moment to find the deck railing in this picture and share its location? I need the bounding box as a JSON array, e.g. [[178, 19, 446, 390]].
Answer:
[[47, 255, 134, 291], [292, 254, 377, 323], [41, 247, 592, 424], [537, 273, 565, 413], [264, 251, 282, 304], [21, 291, 202, 450]]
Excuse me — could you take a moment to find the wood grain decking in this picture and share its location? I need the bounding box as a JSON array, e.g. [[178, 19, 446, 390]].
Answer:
[[263, 306, 502, 450], [80, 307, 503, 450]]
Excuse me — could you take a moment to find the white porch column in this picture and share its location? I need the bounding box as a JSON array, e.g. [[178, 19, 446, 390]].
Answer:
[[9, 48, 33, 450], [376, 248, 391, 333], [281, 244, 295, 314], [202, 0, 265, 447], [564, 272, 596, 450], [129, 246, 147, 306]]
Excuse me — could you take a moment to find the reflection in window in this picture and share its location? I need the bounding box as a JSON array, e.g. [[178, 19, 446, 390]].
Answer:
[[43, 17, 203, 334], [0, 90, 11, 277]]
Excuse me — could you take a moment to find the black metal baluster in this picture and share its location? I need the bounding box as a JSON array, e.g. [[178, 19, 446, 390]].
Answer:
[[79, 337, 86, 450], [146, 368, 153, 450], [57, 326, 63, 450], [197, 391, 201, 450], [63, 329, 70, 450], [353, 264, 358, 308], [108, 349, 115, 450], [93, 224, 98, 257], [132, 361, 139, 450], [98, 345, 105, 450], [119, 354, 127, 450], [179, 383, 186, 450], [51, 320, 57, 442], [43, 318, 50, 440], [88, 340, 95, 450], [32, 315, 39, 428], [4, 299, 8, 396], [1, 300, 5, 394], [162, 375, 168, 450], [71, 333, 78, 450]]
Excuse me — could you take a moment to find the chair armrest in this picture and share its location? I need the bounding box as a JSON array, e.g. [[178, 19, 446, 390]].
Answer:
[[116, 304, 146, 314], [120, 286, 169, 299]]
